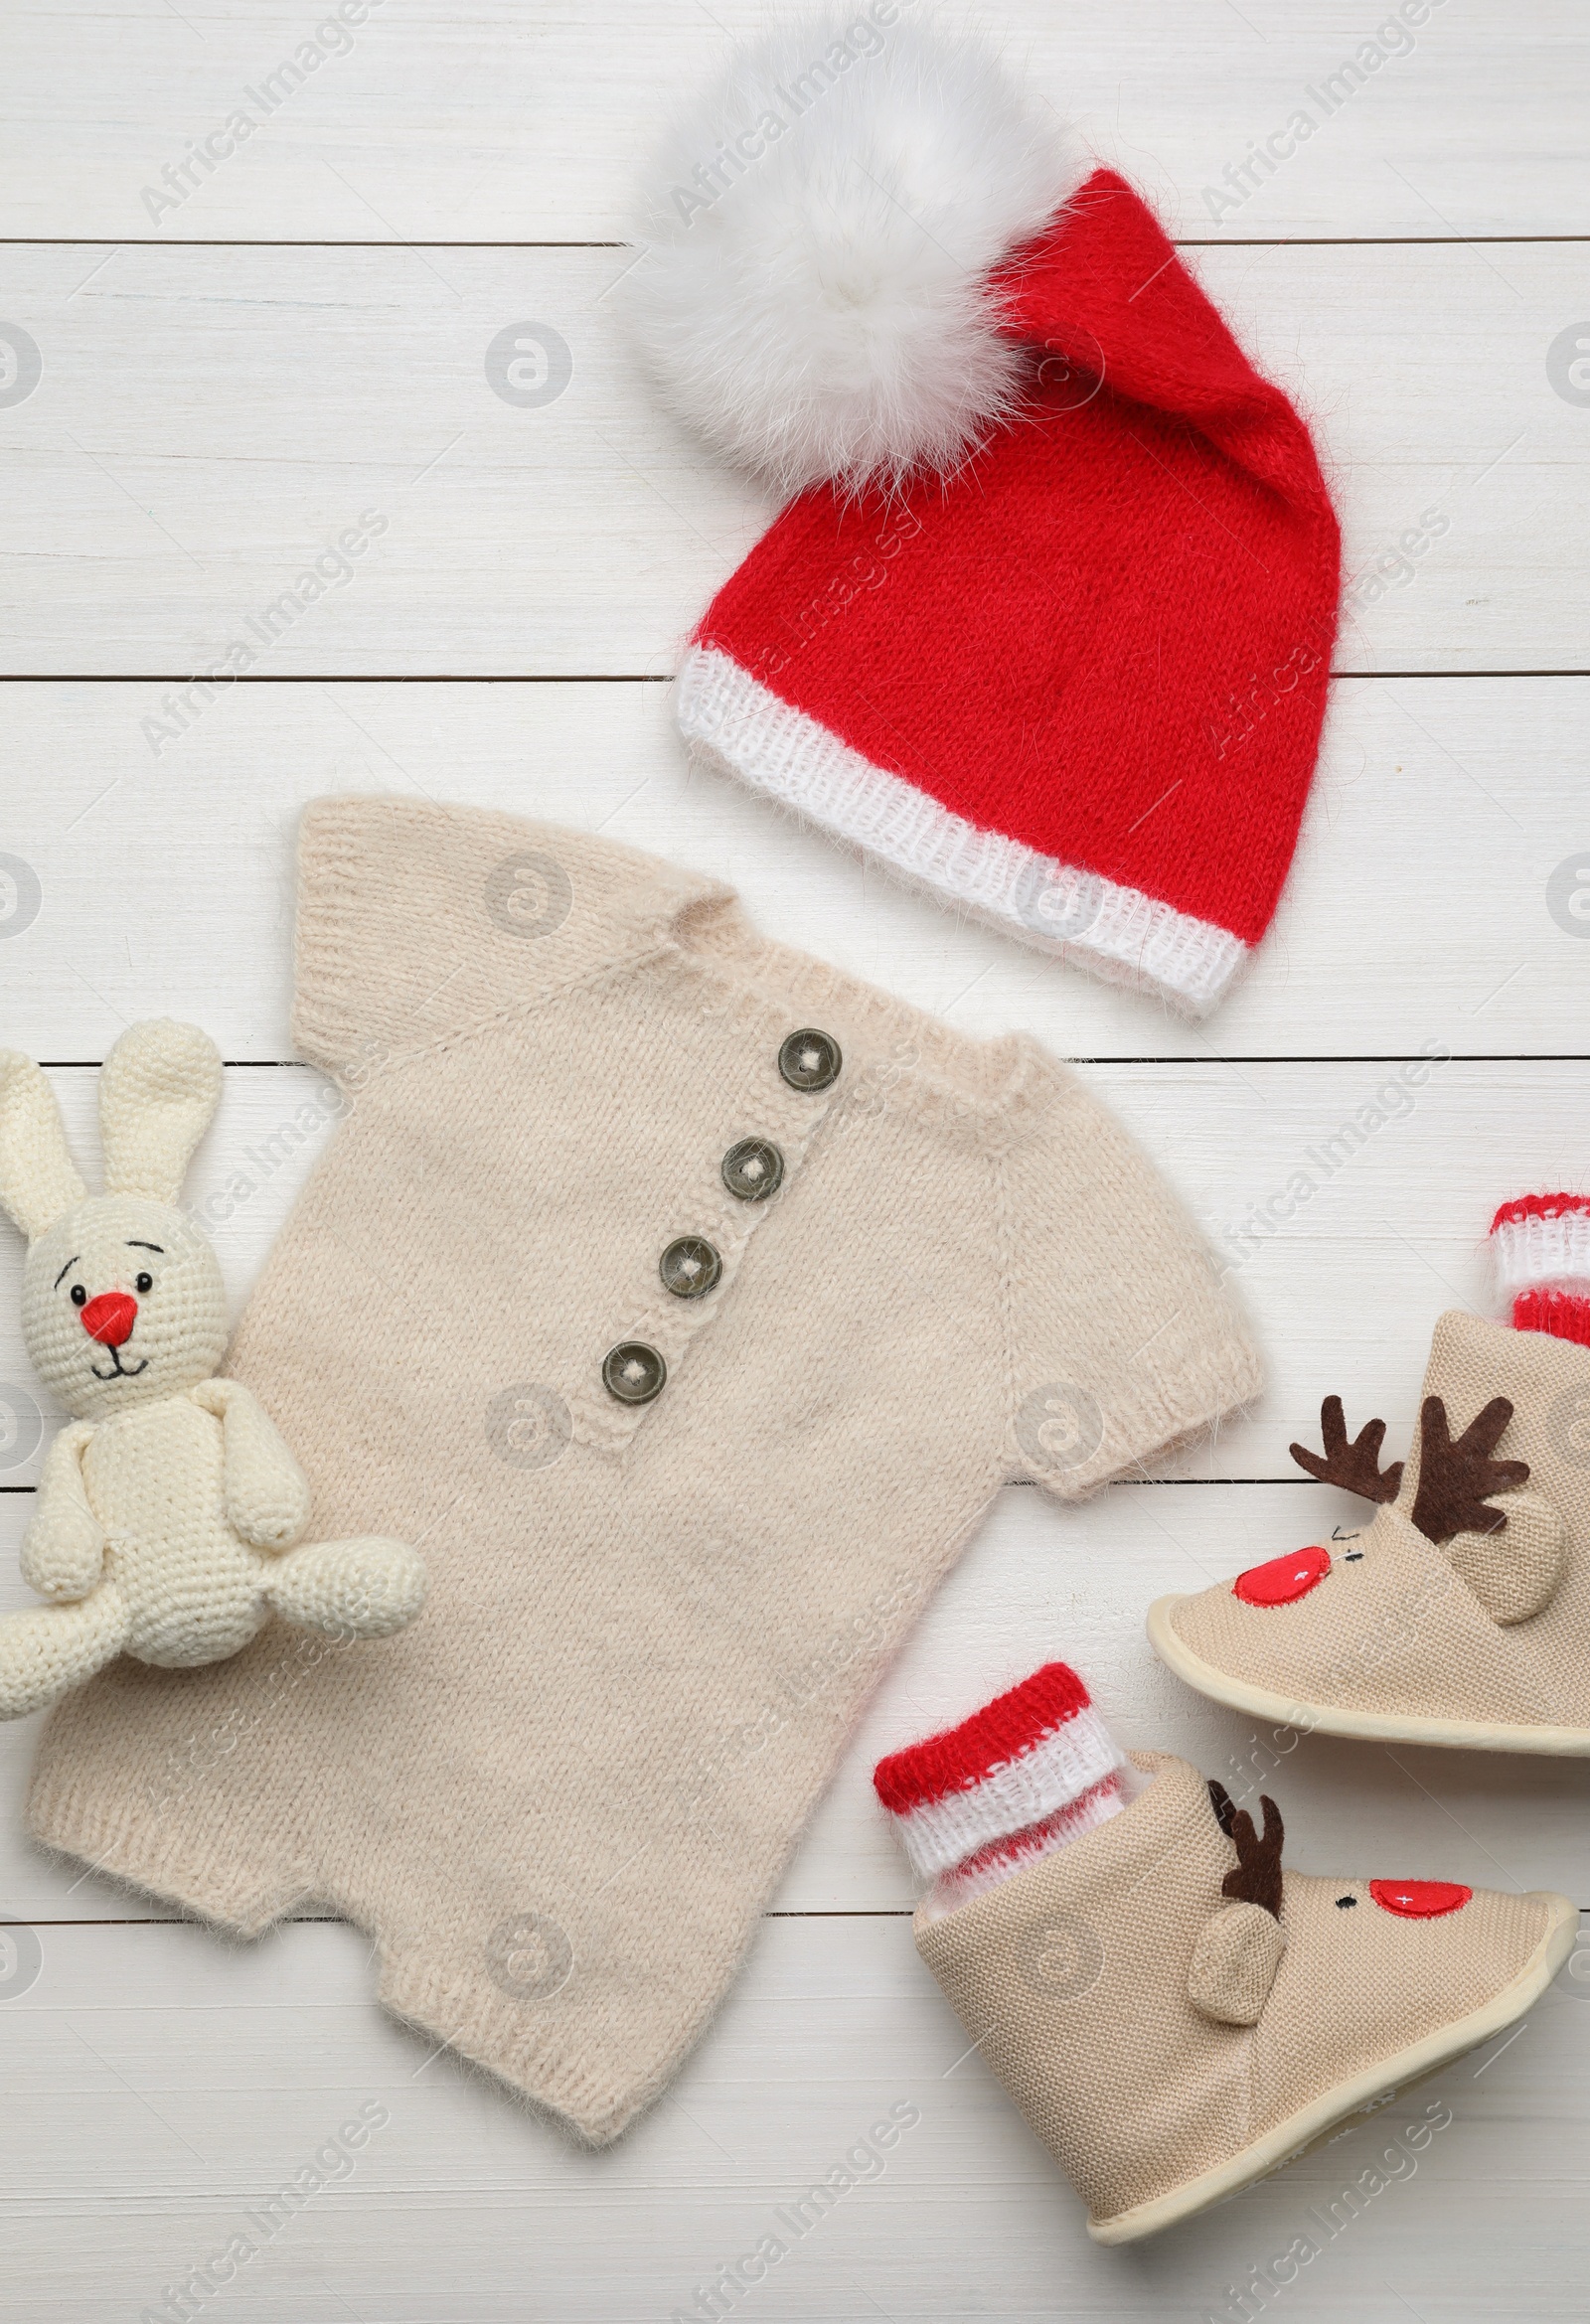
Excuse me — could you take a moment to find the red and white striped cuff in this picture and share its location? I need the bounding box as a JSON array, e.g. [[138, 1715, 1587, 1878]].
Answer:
[[1491, 1193, 1590, 1347], [676, 649, 1250, 1019], [873, 1662, 1125, 1884]]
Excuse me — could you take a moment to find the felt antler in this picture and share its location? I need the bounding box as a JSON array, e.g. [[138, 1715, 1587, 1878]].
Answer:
[[1411, 1395, 1529, 1546], [1206, 1781, 1284, 1920], [1289, 1396, 1403, 1504], [1207, 1777, 1239, 1839]]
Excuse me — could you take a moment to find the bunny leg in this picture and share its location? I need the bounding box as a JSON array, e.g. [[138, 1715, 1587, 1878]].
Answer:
[[262, 1538, 426, 1641], [0, 1583, 129, 1720]]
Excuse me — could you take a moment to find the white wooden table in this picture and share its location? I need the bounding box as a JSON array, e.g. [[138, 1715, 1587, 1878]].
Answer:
[[3, 4, 1589, 2316]]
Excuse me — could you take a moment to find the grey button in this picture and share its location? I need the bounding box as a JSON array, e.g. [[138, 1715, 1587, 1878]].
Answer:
[[721, 1138, 784, 1201], [602, 1341, 666, 1404], [779, 1027, 842, 1093], [660, 1236, 721, 1299]]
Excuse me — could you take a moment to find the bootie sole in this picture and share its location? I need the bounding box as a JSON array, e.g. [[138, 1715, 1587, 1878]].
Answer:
[[1090, 1888, 1577, 2244], [1146, 1593, 1590, 1755]]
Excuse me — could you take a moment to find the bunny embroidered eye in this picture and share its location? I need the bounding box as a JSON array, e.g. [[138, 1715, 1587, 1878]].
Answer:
[[70, 1284, 86, 1307], [134, 1273, 153, 1293]]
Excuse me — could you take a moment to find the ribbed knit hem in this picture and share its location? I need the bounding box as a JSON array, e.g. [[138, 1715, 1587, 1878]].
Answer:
[[1491, 1193, 1590, 1298], [28, 1768, 315, 1938], [376, 1947, 665, 2148], [874, 1662, 1125, 1882], [1512, 1288, 1590, 1347], [1031, 1326, 1264, 1506], [676, 647, 1249, 1018], [923, 1775, 1129, 1921], [29, 1773, 673, 2148]]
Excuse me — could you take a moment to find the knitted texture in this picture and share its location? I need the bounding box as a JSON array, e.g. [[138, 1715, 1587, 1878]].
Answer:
[[925, 1780, 1127, 1917], [874, 1660, 1125, 1882], [676, 169, 1340, 1016], [1513, 1290, 1590, 1347], [916, 1752, 1569, 2238], [29, 798, 1259, 2145], [0, 1022, 424, 1719], [1492, 1192, 1590, 1344], [1159, 1312, 1590, 1737], [1186, 1900, 1288, 2027], [677, 651, 1249, 1013]]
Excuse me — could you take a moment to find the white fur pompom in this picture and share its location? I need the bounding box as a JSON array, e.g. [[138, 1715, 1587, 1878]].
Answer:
[[624, 9, 1085, 495]]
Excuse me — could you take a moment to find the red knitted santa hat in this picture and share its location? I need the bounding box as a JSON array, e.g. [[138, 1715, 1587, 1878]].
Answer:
[[629, 14, 1341, 1016]]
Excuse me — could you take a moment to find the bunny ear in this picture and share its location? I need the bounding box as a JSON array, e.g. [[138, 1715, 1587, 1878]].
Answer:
[[0, 1052, 87, 1240], [98, 1020, 222, 1202]]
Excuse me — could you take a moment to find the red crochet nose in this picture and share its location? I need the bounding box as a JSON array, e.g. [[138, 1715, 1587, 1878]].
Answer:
[[80, 1293, 138, 1347], [1233, 1542, 1332, 1607], [1370, 1879, 1473, 1919]]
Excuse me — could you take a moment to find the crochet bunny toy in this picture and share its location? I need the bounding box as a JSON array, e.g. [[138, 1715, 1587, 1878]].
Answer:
[[0, 1020, 425, 1720]]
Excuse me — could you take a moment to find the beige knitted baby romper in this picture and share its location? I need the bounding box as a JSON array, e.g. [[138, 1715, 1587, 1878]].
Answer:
[[31, 798, 1260, 2141]]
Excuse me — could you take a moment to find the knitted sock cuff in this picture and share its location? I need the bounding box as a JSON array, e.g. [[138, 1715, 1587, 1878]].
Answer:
[[873, 1661, 1125, 1883], [1491, 1194, 1590, 1345]]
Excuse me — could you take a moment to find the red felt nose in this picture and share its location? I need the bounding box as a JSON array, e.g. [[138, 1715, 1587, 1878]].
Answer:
[[1233, 1542, 1332, 1607], [80, 1293, 138, 1347], [1370, 1879, 1473, 1919]]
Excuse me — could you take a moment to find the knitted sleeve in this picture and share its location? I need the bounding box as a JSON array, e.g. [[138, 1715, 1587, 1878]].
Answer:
[[290, 797, 729, 1079], [1000, 1071, 1262, 1500]]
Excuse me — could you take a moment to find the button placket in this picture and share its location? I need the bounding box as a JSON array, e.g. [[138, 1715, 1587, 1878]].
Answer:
[[579, 1014, 847, 1441]]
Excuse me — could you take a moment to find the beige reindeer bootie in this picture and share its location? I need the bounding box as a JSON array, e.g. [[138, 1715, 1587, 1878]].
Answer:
[[1151, 1206, 1590, 1749], [874, 1664, 1573, 2243]]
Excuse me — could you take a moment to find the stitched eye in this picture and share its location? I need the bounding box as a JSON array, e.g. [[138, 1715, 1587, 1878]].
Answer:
[[134, 1273, 153, 1293], [70, 1285, 86, 1308], [1336, 1894, 1357, 1909]]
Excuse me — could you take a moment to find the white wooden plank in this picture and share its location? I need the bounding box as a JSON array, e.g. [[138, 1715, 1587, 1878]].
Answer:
[[0, 1057, 1578, 1496], [3, 0, 1585, 242], [0, 0, 1580, 2305], [8, 1476, 1590, 1925], [1, 674, 1584, 1062], [1, 7, 1586, 2309], [0, 1912, 1587, 2320], [0, 242, 1582, 675]]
